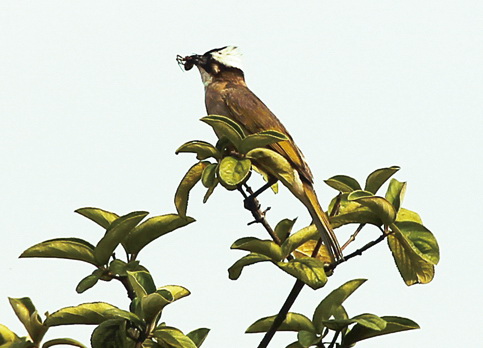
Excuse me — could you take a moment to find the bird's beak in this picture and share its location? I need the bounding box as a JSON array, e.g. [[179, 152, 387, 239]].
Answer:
[[176, 54, 202, 71]]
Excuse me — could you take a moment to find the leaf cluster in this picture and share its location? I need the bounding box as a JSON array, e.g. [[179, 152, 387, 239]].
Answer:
[[1, 208, 209, 348], [246, 279, 419, 348]]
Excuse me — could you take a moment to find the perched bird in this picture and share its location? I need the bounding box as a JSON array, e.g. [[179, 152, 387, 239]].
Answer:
[[177, 46, 342, 262]]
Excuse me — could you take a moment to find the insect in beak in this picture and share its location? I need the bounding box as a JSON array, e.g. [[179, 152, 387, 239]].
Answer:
[[176, 54, 197, 71]]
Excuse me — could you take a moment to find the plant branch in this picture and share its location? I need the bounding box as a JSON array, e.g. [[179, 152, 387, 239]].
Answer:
[[327, 330, 340, 348], [238, 184, 282, 245], [256, 192, 343, 347], [326, 230, 389, 272], [340, 223, 366, 251]]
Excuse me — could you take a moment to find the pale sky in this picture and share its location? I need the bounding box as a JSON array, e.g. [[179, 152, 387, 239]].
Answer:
[[1, 1, 482, 347]]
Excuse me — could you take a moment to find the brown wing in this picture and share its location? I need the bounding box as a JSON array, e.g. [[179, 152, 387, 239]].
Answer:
[[206, 83, 314, 183]]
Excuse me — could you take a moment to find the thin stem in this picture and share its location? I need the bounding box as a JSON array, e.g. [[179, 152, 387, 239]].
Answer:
[[327, 331, 340, 348], [114, 275, 136, 301], [326, 231, 389, 272], [340, 223, 366, 251]]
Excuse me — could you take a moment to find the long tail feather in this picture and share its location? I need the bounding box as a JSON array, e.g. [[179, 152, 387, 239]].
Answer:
[[299, 181, 342, 262]]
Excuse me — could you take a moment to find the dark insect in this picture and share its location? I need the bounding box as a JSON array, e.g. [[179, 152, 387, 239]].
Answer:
[[176, 55, 195, 71]]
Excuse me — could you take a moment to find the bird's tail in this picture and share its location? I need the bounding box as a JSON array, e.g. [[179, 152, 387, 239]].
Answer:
[[299, 181, 342, 262]]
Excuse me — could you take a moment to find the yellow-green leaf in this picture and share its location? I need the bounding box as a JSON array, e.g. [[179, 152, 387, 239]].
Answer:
[[218, 156, 251, 188], [246, 313, 315, 333], [153, 327, 197, 348], [231, 237, 283, 261], [246, 148, 304, 197], [324, 175, 361, 193], [364, 166, 400, 194], [385, 178, 407, 212], [239, 130, 288, 154], [20, 238, 97, 266], [342, 316, 419, 346], [228, 253, 272, 280], [201, 115, 244, 149], [388, 222, 439, 285], [45, 302, 141, 327], [354, 196, 396, 226], [276, 258, 327, 290], [75, 207, 119, 229], [94, 211, 148, 265], [312, 279, 367, 333], [176, 140, 220, 160], [201, 163, 218, 188], [175, 161, 209, 217], [124, 214, 195, 254]]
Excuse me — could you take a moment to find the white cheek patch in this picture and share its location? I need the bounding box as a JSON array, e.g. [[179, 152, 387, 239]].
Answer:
[[211, 46, 243, 70], [197, 66, 213, 87]]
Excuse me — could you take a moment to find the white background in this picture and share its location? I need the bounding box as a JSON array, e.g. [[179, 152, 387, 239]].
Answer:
[[1, 1, 482, 347]]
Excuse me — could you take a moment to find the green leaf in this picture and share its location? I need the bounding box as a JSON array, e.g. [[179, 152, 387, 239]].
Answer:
[[388, 222, 439, 285], [239, 130, 288, 154], [252, 163, 279, 193], [342, 316, 419, 346], [8, 297, 47, 343], [396, 208, 422, 223], [45, 302, 140, 327], [76, 274, 100, 294], [141, 293, 170, 324], [246, 313, 315, 333], [157, 285, 190, 302], [281, 224, 318, 257], [364, 166, 400, 194], [202, 178, 218, 203], [246, 148, 304, 197], [124, 214, 195, 255], [385, 179, 407, 212], [140, 339, 162, 348], [201, 163, 218, 188], [201, 115, 245, 149], [286, 342, 305, 348], [354, 196, 396, 226], [94, 211, 148, 265], [347, 190, 373, 200], [90, 319, 127, 348], [218, 156, 251, 188], [0, 324, 19, 344], [75, 207, 119, 229], [323, 313, 386, 331], [175, 140, 220, 160], [127, 271, 156, 297], [274, 218, 297, 244], [276, 258, 327, 290], [153, 327, 197, 348], [231, 237, 283, 261], [313, 279, 367, 333], [41, 338, 87, 347], [175, 162, 209, 217], [108, 259, 128, 276], [20, 238, 97, 266], [297, 330, 319, 346], [324, 175, 361, 193], [186, 328, 210, 348], [228, 253, 272, 280]]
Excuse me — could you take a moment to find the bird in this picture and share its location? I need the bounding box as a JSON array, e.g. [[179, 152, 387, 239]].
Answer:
[[177, 46, 342, 262]]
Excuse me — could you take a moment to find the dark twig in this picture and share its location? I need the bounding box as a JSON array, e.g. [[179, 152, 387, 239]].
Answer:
[[115, 275, 136, 301], [327, 330, 340, 348], [238, 184, 282, 245], [326, 230, 389, 272], [257, 235, 324, 348]]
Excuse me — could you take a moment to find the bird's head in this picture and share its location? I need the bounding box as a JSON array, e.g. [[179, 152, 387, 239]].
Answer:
[[177, 46, 243, 85]]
